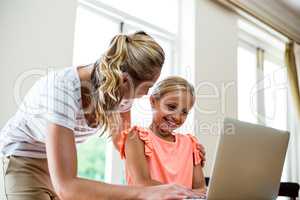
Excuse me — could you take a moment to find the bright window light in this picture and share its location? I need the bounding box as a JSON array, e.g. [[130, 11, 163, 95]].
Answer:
[[99, 0, 179, 33], [264, 59, 287, 131], [237, 46, 257, 124], [73, 6, 120, 65]]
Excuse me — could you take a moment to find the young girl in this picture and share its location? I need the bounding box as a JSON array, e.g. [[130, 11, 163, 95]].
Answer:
[[118, 76, 207, 196]]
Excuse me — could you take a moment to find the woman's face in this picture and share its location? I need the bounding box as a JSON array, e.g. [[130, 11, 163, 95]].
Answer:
[[121, 68, 161, 99], [117, 68, 161, 112], [150, 90, 194, 135]]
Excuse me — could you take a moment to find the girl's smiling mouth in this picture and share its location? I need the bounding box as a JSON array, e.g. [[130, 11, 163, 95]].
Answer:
[[162, 116, 178, 129]]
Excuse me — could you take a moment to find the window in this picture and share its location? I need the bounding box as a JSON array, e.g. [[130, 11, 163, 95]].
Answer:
[[73, 5, 121, 182], [77, 135, 106, 180], [93, 0, 179, 33], [237, 19, 287, 131], [263, 58, 287, 130], [73, 0, 180, 184], [73, 5, 120, 65], [237, 19, 289, 187], [237, 44, 257, 124]]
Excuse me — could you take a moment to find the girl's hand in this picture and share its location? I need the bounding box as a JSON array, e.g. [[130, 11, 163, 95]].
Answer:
[[196, 143, 206, 167], [139, 184, 203, 200]]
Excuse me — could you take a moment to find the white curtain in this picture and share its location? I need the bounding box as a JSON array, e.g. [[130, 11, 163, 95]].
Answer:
[[286, 43, 300, 184]]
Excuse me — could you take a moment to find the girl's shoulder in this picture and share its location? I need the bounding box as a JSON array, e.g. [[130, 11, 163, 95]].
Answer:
[[175, 133, 203, 166], [175, 132, 200, 143], [121, 126, 152, 141], [117, 126, 153, 159]]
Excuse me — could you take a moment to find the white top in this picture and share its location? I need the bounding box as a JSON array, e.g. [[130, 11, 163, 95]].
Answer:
[[0, 66, 100, 158]]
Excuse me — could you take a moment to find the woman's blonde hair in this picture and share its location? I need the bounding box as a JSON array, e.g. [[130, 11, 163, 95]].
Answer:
[[91, 31, 165, 134], [151, 76, 195, 100]]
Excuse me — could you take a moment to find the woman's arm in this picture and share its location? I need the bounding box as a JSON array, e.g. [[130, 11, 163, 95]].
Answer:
[[46, 124, 197, 200], [46, 124, 139, 200], [124, 128, 162, 186]]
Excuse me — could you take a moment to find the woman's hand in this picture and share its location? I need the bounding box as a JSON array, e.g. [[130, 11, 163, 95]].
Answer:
[[139, 184, 203, 200], [196, 143, 206, 167], [192, 188, 207, 199]]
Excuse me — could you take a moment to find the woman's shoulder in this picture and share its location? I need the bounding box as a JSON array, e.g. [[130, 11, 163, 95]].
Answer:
[[49, 66, 81, 89]]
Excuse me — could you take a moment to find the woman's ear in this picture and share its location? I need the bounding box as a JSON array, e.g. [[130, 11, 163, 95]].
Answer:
[[121, 73, 129, 84], [121, 72, 133, 93], [150, 95, 156, 109], [119, 73, 131, 99]]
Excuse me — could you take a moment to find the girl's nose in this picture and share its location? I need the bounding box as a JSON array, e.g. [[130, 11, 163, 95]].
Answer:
[[171, 113, 181, 124]]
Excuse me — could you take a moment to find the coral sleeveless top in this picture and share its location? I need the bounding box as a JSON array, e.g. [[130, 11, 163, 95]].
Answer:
[[117, 126, 202, 188]]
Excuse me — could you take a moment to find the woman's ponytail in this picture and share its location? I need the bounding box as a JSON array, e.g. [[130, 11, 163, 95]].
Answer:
[[91, 31, 165, 134]]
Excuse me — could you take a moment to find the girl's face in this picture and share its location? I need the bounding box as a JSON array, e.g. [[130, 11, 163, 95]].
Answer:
[[150, 90, 194, 135]]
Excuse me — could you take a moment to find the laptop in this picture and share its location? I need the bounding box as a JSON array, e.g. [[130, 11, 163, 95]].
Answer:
[[196, 118, 290, 200]]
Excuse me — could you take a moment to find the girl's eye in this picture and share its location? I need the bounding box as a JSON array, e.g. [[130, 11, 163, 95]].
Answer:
[[167, 104, 177, 110], [182, 108, 189, 115]]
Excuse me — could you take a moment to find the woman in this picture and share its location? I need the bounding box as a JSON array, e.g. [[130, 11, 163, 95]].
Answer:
[[0, 31, 205, 200]]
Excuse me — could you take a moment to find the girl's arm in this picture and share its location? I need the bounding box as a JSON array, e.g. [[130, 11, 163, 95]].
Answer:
[[124, 128, 162, 186], [192, 164, 207, 196], [46, 124, 198, 200]]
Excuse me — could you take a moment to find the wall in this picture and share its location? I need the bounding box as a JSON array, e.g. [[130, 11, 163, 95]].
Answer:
[[0, 0, 77, 127], [194, 0, 238, 176]]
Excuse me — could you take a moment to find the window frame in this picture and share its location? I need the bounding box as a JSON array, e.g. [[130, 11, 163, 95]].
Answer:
[[76, 0, 180, 184]]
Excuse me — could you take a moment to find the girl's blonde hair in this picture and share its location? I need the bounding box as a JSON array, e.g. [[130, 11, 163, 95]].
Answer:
[[91, 31, 165, 133], [151, 76, 195, 100]]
